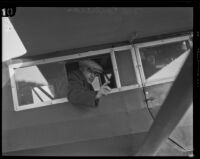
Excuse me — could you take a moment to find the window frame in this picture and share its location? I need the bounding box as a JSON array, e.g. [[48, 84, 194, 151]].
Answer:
[[8, 45, 141, 111], [133, 34, 192, 87], [9, 33, 192, 111]]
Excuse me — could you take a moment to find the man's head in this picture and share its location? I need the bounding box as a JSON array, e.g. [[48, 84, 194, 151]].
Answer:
[[147, 55, 156, 65], [79, 59, 103, 84]]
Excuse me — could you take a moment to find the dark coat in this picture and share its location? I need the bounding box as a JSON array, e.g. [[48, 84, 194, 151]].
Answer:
[[67, 70, 99, 107]]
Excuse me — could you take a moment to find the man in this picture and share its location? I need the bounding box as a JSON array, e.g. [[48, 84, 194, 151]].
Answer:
[[67, 59, 111, 107], [142, 53, 158, 79]]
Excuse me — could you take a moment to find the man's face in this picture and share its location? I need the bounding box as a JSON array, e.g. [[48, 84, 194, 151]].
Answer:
[[147, 55, 155, 65], [82, 67, 99, 84]]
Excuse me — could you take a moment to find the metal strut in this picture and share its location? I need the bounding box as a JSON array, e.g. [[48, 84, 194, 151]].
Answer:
[[135, 48, 193, 156]]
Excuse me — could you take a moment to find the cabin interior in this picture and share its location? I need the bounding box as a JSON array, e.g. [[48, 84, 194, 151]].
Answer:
[[2, 7, 193, 156]]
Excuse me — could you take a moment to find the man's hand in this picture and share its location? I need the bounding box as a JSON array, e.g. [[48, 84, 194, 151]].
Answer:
[[95, 81, 111, 99]]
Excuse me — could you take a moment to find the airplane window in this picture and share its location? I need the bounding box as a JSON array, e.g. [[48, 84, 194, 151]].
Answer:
[[13, 53, 118, 110], [14, 62, 68, 106], [115, 49, 137, 86], [65, 53, 117, 90], [139, 40, 191, 81]]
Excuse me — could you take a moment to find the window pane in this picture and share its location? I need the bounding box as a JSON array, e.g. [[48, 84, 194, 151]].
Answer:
[[115, 49, 137, 86], [140, 40, 191, 81], [14, 62, 68, 106]]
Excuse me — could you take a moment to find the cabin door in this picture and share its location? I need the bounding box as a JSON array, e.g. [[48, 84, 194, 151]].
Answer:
[[133, 35, 193, 154]]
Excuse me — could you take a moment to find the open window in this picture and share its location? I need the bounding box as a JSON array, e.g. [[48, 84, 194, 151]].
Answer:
[[8, 45, 142, 111], [65, 53, 117, 91], [9, 48, 122, 111]]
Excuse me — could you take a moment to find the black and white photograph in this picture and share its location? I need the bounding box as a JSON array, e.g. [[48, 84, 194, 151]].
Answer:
[[2, 6, 195, 156]]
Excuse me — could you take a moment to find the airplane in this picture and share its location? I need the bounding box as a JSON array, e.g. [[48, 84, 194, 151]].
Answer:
[[2, 7, 193, 156]]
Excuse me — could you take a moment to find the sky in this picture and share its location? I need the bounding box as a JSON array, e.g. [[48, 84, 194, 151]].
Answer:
[[2, 17, 27, 62]]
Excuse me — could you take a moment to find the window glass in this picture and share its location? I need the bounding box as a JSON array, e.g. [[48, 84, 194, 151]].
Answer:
[[139, 40, 191, 81], [65, 54, 117, 90], [115, 49, 137, 86], [14, 62, 68, 106]]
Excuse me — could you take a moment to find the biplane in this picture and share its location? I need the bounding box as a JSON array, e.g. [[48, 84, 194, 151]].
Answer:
[[2, 7, 193, 156]]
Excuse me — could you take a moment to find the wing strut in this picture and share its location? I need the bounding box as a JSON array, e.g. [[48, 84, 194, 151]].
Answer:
[[135, 48, 193, 156]]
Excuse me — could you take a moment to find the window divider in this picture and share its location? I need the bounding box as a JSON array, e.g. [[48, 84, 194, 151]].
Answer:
[[110, 49, 121, 89], [130, 46, 142, 87], [133, 45, 146, 85], [8, 66, 19, 111]]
